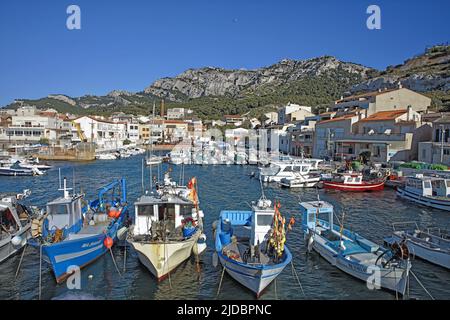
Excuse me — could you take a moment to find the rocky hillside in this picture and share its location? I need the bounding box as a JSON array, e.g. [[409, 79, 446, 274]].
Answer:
[[4, 45, 450, 117], [144, 56, 372, 101]]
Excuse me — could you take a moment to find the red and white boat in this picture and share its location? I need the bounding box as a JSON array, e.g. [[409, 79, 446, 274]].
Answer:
[[322, 172, 385, 192]]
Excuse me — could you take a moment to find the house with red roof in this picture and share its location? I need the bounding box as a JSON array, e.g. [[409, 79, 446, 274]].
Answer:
[[313, 106, 432, 162]]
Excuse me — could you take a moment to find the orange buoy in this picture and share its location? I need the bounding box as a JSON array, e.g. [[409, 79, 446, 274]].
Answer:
[[108, 208, 121, 219], [104, 236, 113, 249]]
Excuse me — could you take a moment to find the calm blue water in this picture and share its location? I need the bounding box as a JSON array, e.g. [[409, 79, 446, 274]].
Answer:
[[0, 154, 449, 300]]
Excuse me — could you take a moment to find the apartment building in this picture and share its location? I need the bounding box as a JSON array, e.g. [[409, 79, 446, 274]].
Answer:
[[167, 108, 193, 120], [73, 116, 127, 151], [277, 103, 314, 125], [419, 115, 450, 165], [332, 86, 431, 116]]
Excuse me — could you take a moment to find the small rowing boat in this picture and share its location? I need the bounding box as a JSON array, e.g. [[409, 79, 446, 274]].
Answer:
[[300, 200, 411, 296]]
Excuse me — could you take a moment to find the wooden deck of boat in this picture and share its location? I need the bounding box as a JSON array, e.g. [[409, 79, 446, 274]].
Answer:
[[223, 241, 272, 265]]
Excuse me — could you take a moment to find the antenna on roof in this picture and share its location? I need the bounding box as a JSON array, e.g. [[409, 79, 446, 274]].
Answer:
[[58, 168, 62, 189], [259, 176, 266, 200]]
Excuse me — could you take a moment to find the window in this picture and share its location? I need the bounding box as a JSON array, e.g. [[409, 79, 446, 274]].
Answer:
[[47, 204, 69, 215], [137, 205, 154, 216], [257, 214, 273, 226], [283, 166, 292, 172], [0, 208, 18, 233], [355, 177, 361, 183], [158, 204, 176, 221], [180, 204, 194, 216], [445, 149, 450, 156], [424, 181, 432, 189], [422, 149, 426, 159]]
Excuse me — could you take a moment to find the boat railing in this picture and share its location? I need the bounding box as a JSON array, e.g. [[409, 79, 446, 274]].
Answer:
[[392, 221, 420, 232]]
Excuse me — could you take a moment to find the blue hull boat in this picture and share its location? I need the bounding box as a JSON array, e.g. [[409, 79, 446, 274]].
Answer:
[[214, 197, 292, 297], [31, 177, 129, 283]]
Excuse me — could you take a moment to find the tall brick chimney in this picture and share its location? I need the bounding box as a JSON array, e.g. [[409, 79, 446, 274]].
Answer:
[[160, 100, 165, 118]]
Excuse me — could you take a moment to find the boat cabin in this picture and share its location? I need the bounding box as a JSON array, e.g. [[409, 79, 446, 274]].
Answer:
[[134, 194, 195, 236], [404, 175, 450, 197], [0, 197, 21, 239], [300, 201, 334, 233], [337, 173, 363, 185], [45, 195, 84, 237], [250, 199, 275, 246], [266, 162, 313, 176]]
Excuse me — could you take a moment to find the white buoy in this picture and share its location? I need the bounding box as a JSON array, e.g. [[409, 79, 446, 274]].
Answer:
[[193, 234, 207, 255], [116, 227, 128, 241], [307, 234, 314, 253], [212, 252, 219, 268], [11, 235, 23, 247]]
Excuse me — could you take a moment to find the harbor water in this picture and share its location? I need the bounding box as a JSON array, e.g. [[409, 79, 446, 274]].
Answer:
[[0, 155, 449, 300]]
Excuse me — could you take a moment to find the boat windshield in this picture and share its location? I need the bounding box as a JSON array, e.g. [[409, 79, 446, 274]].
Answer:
[[0, 207, 18, 236], [137, 205, 154, 216], [47, 203, 69, 216], [257, 213, 273, 226]]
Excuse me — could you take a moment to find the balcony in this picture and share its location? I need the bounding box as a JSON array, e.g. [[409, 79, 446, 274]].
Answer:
[[333, 132, 411, 143]]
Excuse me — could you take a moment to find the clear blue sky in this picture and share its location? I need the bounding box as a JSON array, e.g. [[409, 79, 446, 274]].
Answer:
[[0, 0, 449, 106]]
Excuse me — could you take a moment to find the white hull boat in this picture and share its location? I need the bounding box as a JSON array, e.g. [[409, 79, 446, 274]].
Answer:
[[396, 175, 450, 211], [385, 222, 450, 269], [279, 174, 321, 188], [146, 156, 163, 166], [301, 201, 411, 296], [0, 190, 36, 263], [130, 229, 201, 280], [129, 174, 206, 281]]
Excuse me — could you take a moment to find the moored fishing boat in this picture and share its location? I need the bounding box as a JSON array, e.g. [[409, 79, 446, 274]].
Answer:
[[129, 174, 206, 281], [0, 161, 44, 176], [259, 158, 317, 183], [214, 193, 293, 297], [146, 155, 163, 166], [29, 177, 129, 283], [384, 222, 450, 269], [300, 200, 411, 296], [279, 163, 321, 188], [396, 175, 450, 211], [322, 172, 385, 192], [0, 190, 38, 263]]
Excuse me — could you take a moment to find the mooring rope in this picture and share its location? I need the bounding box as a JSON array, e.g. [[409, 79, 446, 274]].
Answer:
[[410, 270, 435, 300], [109, 248, 122, 277], [216, 264, 226, 298], [123, 244, 127, 273], [15, 244, 27, 279], [39, 245, 42, 300], [291, 261, 306, 297]]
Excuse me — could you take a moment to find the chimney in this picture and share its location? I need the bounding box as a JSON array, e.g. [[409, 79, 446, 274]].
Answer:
[[160, 100, 165, 118], [407, 105, 412, 121]]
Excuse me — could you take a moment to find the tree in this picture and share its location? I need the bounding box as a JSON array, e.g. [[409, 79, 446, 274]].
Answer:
[[39, 137, 49, 145]]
